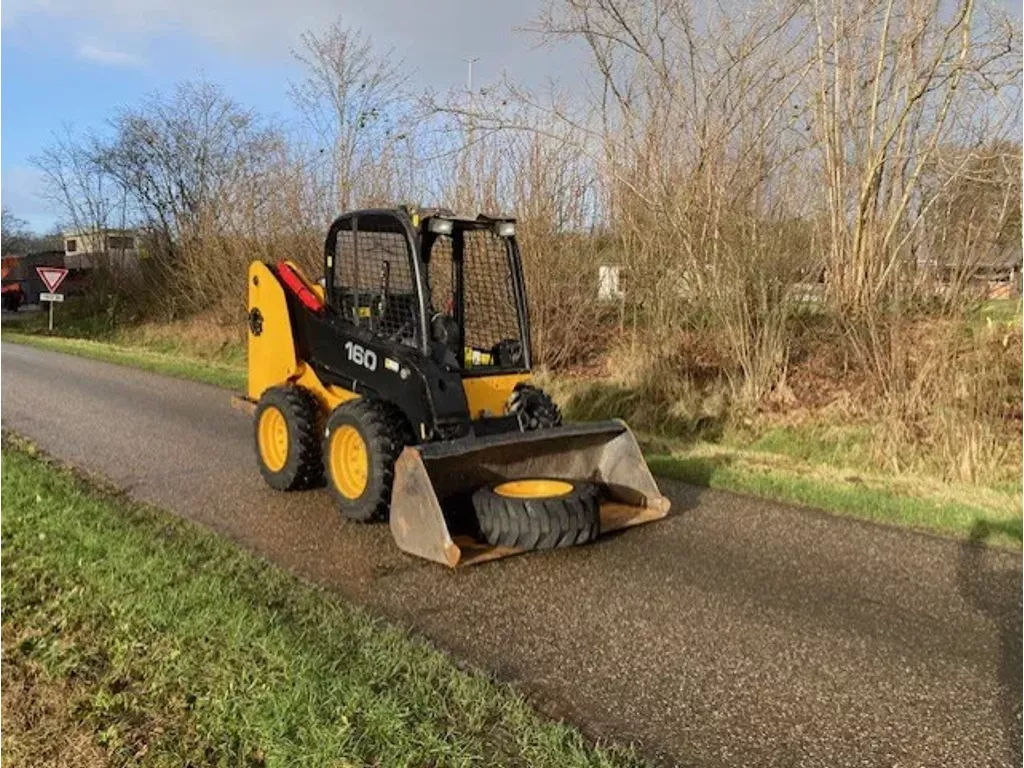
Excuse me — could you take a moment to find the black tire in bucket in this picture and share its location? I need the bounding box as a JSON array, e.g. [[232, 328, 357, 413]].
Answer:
[[471, 479, 601, 551]]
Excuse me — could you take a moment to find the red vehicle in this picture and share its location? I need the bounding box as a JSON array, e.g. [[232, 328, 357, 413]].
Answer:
[[1, 256, 24, 312]]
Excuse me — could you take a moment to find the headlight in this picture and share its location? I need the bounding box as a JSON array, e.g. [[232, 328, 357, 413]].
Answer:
[[494, 221, 516, 237], [428, 218, 453, 235]]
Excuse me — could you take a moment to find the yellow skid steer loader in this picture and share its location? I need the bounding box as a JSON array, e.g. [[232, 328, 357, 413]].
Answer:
[[236, 207, 669, 566]]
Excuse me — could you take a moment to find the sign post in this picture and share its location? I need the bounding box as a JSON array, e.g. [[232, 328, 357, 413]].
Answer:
[[36, 267, 69, 331]]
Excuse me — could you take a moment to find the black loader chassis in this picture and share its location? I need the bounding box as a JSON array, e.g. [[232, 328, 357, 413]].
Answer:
[[284, 288, 471, 442]]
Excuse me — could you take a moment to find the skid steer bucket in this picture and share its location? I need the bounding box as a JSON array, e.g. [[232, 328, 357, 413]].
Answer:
[[389, 420, 670, 567]]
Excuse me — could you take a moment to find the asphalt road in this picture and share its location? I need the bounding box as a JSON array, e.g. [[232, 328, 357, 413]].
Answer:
[[2, 341, 1020, 767]]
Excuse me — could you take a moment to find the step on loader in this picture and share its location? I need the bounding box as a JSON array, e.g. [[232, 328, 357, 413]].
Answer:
[[235, 206, 669, 566]]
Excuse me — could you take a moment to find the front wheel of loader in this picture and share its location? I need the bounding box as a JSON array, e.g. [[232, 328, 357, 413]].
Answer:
[[471, 479, 601, 551], [323, 400, 409, 523], [254, 386, 323, 491], [507, 383, 562, 430]]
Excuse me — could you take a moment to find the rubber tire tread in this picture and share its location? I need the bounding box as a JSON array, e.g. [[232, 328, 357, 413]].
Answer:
[[253, 385, 323, 491], [323, 399, 410, 523], [472, 480, 600, 551], [507, 383, 562, 430]]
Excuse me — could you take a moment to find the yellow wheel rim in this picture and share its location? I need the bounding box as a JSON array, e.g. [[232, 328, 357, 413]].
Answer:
[[494, 479, 574, 499], [257, 406, 289, 472], [330, 424, 369, 499]]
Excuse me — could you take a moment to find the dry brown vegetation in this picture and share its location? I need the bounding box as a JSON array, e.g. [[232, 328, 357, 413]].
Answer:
[[2, 639, 107, 767], [31, 0, 1022, 486]]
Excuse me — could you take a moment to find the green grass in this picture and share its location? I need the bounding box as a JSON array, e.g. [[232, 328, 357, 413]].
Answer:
[[976, 298, 1022, 326], [646, 445, 1021, 548], [4, 327, 1019, 548], [1, 440, 643, 767], [744, 425, 875, 470], [2, 331, 245, 390]]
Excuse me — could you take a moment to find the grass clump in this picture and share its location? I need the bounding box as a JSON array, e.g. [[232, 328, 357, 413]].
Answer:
[[745, 425, 875, 469], [1, 440, 643, 767]]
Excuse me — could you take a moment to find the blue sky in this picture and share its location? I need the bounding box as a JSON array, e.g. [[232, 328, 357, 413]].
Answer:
[[1, 0, 578, 231]]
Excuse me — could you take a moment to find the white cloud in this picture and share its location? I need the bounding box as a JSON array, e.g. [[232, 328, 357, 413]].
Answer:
[[77, 42, 144, 68]]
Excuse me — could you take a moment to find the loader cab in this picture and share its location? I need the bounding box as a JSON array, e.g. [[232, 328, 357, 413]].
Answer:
[[418, 212, 531, 377], [324, 209, 426, 352], [324, 208, 532, 377]]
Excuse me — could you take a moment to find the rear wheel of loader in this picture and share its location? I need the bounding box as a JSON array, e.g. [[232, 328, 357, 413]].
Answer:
[[324, 400, 409, 522], [471, 479, 601, 551], [253, 386, 323, 491]]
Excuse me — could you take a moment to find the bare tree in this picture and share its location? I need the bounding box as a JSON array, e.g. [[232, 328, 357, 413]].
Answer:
[[32, 125, 129, 236], [808, 0, 1021, 312], [96, 80, 283, 244], [290, 19, 414, 215], [515, 0, 819, 400], [1, 207, 30, 255], [918, 140, 1023, 300]]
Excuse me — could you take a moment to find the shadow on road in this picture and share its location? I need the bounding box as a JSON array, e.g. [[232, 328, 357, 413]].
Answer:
[[957, 520, 1022, 766]]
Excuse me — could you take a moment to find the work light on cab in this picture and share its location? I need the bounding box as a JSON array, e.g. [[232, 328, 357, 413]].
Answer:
[[427, 217, 454, 235]]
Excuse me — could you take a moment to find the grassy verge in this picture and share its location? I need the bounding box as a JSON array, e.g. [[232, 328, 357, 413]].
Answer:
[[1, 438, 642, 767], [2, 330, 245, 390], [645, 445, 1021, 548], [3, 328, 1019, 548]]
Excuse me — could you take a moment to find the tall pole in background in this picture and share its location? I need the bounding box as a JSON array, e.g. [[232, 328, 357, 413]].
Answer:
[[463, 56, 479, 94], [462, 57, 480, 210]]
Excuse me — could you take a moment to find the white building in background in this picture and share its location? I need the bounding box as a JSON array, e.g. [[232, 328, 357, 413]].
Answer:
[[63, 228, 139, 271]]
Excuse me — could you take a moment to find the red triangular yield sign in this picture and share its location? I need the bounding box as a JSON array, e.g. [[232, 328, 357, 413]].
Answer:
[[36, 266, 69, 293]]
